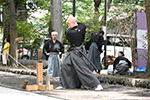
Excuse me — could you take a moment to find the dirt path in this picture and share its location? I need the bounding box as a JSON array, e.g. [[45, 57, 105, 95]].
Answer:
[[0, 71, 150, 100]]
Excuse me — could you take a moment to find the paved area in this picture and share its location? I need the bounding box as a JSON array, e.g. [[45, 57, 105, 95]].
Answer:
[[0, 86, 61, 100], [0, 71, 150, 100]]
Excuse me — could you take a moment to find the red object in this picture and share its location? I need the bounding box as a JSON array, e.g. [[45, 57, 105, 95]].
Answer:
[[105, 55, 114, 69], [67, 48, 71, 52], [19, 49, 23, 53]]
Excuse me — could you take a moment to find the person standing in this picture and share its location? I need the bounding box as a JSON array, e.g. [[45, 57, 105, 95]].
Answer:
[[85, 30, 104, 74], [2, 38, 10, 65], [43, 31, 64, 78], [56, 16, 103, 91]]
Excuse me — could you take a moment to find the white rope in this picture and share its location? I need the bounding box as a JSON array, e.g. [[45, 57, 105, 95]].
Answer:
[[7, 53, 30, 70]]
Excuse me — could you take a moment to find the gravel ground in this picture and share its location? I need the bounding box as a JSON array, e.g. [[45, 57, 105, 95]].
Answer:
[[0, 71, 150, 100]]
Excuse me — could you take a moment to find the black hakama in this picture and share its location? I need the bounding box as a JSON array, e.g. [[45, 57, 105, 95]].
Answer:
[[60, 45, 100, 89], [88, 42, 102, 70], [59, 23, 100, 89]]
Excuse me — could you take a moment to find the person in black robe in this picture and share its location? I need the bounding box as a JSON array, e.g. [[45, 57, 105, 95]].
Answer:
[[56, 16, 103, 91], [113, 51, 132, 75], [43, 31, 64, 78], [85, 31, 104, 74]]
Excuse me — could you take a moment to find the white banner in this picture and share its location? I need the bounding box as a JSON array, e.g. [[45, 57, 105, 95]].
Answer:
[[137, 30, 147, 49]]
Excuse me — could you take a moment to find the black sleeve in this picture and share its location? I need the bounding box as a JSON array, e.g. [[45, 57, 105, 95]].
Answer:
[[60, 42, 64, 53], [85, 40, 91, 50], [113, 57, 119, 71], [43, 41, 49, 55], [98, 35, 104, 52], [65, 23, 86, 46], [126, 58, 132, 68]]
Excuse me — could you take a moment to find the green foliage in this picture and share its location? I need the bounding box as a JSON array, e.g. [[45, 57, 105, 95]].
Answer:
[[62, 0, 103, 43], [17, 21, 39, 50], [31, 0, 50, 10], [107, 0, 143, 34], [17, 13, 49, 51], [0, 0, 6, 4], [16, 0, 51, 51], [113, 0, 145, 6], [61, 0, 144, 44], [108, 0, 145, 20], [2, 0, 145, 45]]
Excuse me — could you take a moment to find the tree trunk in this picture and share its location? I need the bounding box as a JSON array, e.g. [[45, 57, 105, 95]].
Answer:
[[15, 0, 27, 22], [8, 0, 18, 66], [50, 0, 63, 42], [143, 0, 150, 77], [94, 0, 102, 13], [3, 5, 10, 46]]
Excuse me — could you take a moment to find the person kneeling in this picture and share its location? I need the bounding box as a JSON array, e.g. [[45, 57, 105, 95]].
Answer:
[[113, 51, 132, 75]]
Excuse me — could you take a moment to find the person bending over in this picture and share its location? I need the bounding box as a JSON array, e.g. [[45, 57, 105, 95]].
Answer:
[[56, 16, 103, 91]]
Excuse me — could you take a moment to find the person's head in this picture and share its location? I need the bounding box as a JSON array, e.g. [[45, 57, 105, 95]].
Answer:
[[51, 31, 58, 40], [66, 15, 77, 28], [98, 30, 104, 36], [5, 38, 8, 43], [118, 51, 124, 56]]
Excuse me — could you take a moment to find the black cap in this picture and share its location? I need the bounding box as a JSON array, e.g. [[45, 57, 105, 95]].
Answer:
[[119, 51, 124, 56], [98, 30, 104, 35]]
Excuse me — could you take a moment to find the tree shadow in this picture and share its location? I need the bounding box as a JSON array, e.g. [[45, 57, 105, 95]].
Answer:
[[124, 89, 150, 97]]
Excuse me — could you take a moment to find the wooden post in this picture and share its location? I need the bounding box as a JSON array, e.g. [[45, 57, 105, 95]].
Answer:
[[26, 85, 39, 91], [38, 49, 42, 63], [38, 85, 46, 91], [46, 75, 51, 90], [37, 49, 43, 85], [36, 63, 43, 85], [26, 49, 53, 91], [22, 79, 28, 89]]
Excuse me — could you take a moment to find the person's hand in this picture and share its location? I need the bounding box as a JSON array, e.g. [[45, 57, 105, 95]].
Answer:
[[46, 53, 51, 56], [59, 52, 62, 55], [87, 50, 89, 53]]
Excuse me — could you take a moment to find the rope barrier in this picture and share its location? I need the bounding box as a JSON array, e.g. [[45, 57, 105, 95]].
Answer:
[[7, 53, 30, 70], [1, 53, 30, 70]]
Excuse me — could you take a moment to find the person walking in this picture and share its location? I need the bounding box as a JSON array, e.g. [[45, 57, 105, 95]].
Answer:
[[56, 16, 103, 91], [43, 31, 64, 79]]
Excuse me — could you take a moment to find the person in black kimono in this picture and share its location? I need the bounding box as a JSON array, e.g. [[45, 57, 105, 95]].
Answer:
[[43, 31, 64, 78], [113, 51, 132, 75], [56, 16, 103, 91], [85, 30, 104, 74]]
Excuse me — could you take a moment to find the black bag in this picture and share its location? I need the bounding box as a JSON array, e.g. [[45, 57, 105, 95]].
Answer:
[[114, 60, 130, 75]]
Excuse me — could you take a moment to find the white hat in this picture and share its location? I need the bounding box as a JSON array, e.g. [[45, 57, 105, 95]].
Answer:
[[51, 31, 58, 35]]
